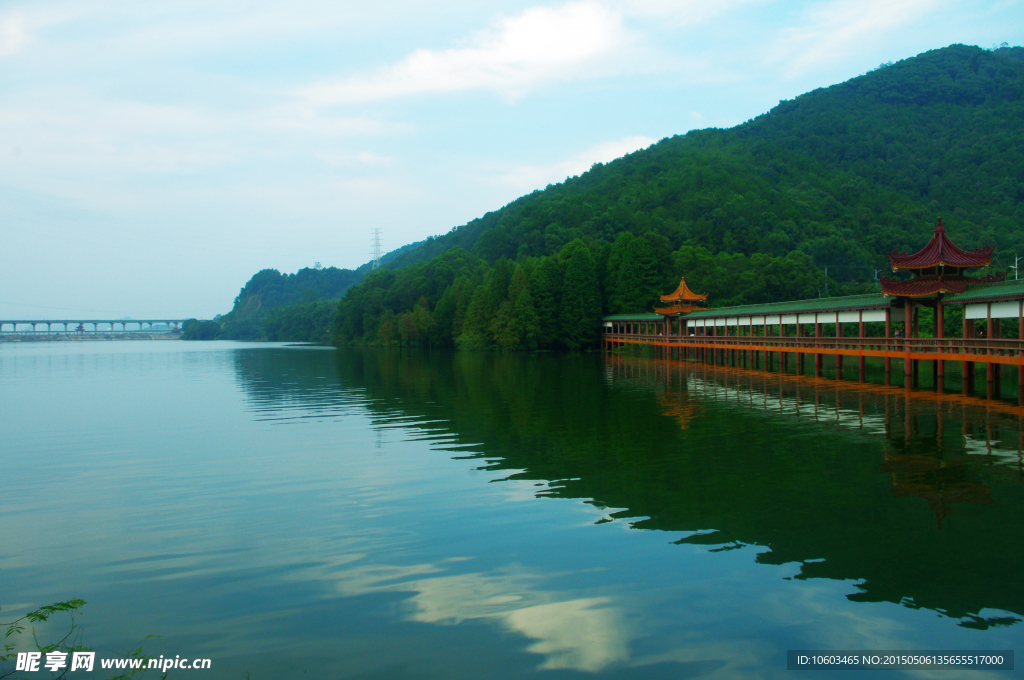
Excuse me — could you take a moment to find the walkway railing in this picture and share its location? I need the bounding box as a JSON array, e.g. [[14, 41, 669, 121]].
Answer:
[[603, 333, 1024, 362]]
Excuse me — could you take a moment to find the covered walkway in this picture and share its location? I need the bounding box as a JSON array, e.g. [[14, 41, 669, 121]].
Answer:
[[603, 281, 1024, 396]]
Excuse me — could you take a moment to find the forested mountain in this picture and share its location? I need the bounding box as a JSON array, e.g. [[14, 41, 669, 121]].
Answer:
[[212, 44, 1024, 347], [213, 240, 423, 340]]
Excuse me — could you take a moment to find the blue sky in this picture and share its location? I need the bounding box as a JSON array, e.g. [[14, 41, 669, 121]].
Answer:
[[1, 0, 1021, 319]]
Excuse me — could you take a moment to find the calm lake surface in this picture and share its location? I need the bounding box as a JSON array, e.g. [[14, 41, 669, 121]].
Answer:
[[2, 341, 1022, 679]]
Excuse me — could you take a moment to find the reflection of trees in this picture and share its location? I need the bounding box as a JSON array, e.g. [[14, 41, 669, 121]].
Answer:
[[231, 347, 1024, 625]]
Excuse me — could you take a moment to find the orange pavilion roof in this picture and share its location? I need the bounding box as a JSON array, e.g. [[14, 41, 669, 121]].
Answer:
[[660, 277, 707, 303], [889, 218, 993, 270], [655, 304, 704, 315]]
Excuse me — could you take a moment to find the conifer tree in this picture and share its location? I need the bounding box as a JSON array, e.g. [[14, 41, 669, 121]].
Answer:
[[508, 265, 530, 303], [378, 309, 397, 348], [560, 248, 601, 350], [491, 288, 540, 351], [412, 297, 435, 348], [513, 288, 541, 350], [461, 286, 490, 337], [432, 285, 456, 347], [529, 257, 563, 348], [451, 276, 472, 339], [611, 236, 661, 313]]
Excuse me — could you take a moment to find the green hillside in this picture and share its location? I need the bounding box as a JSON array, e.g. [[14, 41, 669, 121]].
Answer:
[[224, 44, 1024, 347], [209, 240, 424, 340]]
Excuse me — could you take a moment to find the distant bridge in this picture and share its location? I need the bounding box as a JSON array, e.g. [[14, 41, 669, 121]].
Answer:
[[0, 320, 185, 334]]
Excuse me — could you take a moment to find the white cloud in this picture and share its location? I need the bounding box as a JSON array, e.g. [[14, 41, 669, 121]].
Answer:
[[615, 0, 763, 25], [299, 1, 628, 104], [0, 13, 29, 56], [496, 134, 656, 191], [262, 105, 413, 138], [766, 0, 947, 77], [314, 150, 393, 167]]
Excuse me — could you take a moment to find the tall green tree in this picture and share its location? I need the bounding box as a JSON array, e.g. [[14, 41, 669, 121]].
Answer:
[[608, 233, 662, 313], [560, 248, 602, 350], [529, 256, 563, 349], [378, 309, 397, 348], [411, 297, 436, 348], [491, 288, 541, 351], [432, 285, 456, 347]]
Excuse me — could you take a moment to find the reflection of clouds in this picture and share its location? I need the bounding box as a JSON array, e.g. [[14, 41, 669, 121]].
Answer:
[[313, 560, 630, 672], [764, 578, 911, 649], [403, 572, 535, 624], [404, 571, 629, 672], [505, 598, 627, 671]]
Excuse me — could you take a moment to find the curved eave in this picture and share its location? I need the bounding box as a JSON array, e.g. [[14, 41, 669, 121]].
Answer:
[[882, 288, 961, 298], [890, 260, 990, 270], [654, 305, 704, 316]]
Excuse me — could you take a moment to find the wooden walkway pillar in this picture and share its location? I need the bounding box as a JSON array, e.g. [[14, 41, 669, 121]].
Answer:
[[963, 317, 974, 394], [858, 312, 866, 382], [884, 307, 892, 381], [762, 321, 767, 371], [795, 322, 803, 374], [987, 303, 997, 397], [907, 299, 917, 387], [836, 321, 843, 377], [1019, 301, 1024, 392], [814, 322, 823, 377]]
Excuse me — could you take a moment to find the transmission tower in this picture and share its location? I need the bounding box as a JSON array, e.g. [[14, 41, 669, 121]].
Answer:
[[371, 228, 382, 269]]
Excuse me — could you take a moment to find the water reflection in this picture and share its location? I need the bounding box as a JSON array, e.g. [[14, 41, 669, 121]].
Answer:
[[12, 343, 1023, 678], [605, 354, 1024, 625], [232, 349, 1024, 632]]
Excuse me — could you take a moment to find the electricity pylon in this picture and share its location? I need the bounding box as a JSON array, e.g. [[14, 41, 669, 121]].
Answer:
[[371, 228, 382, 269]]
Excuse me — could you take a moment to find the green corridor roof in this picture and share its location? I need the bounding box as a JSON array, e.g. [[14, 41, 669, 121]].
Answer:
[[944, 279, 1024, 303], [603, 294, 891, 322], [603, 313, 663, 321], [681, 293, 891, 318]]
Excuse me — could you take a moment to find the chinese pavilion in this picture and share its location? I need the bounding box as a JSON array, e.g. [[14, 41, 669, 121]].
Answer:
[[655, 277, 707, 315], [880, 217, 1002, 298]]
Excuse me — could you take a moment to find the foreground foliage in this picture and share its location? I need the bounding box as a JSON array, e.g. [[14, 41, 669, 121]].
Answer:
[[1, 600, 164, 680]]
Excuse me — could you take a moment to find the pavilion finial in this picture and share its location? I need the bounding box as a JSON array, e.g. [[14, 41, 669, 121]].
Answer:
[[935, 216, 944, 233]]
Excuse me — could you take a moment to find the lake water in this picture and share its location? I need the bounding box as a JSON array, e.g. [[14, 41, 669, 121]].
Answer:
[[2, 341, 1022, 679]]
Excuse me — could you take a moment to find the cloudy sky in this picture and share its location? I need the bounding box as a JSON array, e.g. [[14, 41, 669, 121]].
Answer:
[[1, 0, 1021, 319]]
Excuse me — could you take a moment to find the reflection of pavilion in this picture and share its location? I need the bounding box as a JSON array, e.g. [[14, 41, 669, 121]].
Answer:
[[882, 450, 992, 529], [656, 392, 702, 431], [604, 218, 1024, 399]]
